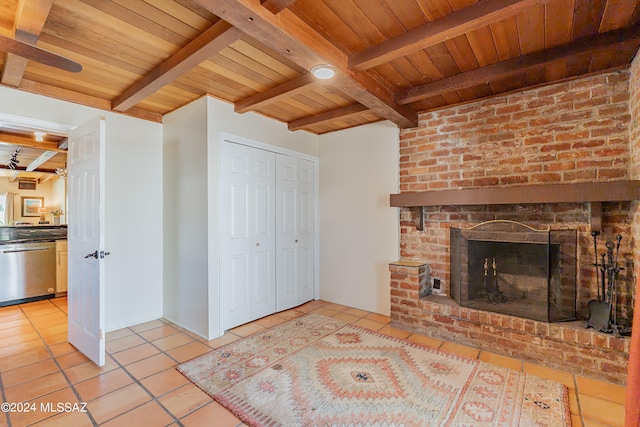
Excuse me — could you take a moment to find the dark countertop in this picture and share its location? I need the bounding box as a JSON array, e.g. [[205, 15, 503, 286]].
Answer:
[[0, 225, 67, 245]]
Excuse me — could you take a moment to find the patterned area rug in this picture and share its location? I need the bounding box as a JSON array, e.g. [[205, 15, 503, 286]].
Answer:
[[178, 313, 571, 426]]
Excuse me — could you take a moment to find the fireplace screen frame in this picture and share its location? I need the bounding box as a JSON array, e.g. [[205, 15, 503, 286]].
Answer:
[[450, 220, 577, 323]]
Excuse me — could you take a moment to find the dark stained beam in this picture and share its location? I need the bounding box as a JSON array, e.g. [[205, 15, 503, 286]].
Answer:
[[1, 0, 55, 86], [112, 20, 243, 112], [349, 0, 552, 72], [288, 104, 369, 131], [396, 26, 640, 105], [193, 0, 417, 128], [260, 0, 298, 14], [235, 73, 317, 113]]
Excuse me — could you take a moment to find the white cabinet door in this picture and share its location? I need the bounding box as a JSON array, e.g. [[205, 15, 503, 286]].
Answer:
[[276, 155, 315, 311], [221, 142, 276, 329]]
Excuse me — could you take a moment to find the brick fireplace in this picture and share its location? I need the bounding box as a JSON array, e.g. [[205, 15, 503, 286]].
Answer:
[[389, 67, 640, 385]]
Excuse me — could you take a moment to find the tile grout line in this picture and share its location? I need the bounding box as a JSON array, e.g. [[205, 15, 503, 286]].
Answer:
[[17, 299, 100, 426], [101, 335, 185, 427]]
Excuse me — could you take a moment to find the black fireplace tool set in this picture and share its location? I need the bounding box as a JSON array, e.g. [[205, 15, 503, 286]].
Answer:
[[586, 231, 629, 336]]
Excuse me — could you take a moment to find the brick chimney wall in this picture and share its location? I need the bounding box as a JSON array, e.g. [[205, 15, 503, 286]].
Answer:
[[392, 68, 640, 383], [398, 70, 634, 319]]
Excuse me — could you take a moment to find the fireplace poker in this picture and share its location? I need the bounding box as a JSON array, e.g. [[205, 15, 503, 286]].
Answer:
[[591, 231, 600, 300], [611, 235, 623, 333], [587, 231, 612, 330]]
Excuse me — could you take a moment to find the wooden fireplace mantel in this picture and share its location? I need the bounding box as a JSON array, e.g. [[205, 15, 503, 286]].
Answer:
[[389, 180, 640, 232]]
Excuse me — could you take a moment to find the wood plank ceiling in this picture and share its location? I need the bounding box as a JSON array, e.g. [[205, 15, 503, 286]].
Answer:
[[0, 0, 639, 174]]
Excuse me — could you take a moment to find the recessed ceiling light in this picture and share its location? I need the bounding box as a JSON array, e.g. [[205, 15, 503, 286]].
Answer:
[[311, 64, 335, 80]]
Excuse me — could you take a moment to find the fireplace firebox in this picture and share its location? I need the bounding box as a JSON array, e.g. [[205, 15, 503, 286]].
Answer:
[[450, 221, 577, 322]]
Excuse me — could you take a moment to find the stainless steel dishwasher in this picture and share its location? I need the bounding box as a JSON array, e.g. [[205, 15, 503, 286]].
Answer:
[[0, 241, 57, 306]]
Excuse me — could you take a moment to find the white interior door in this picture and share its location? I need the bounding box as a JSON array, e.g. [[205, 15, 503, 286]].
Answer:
[[221, 142, 276, 329], [67, 116, 106, 366], [276, 155, 299, 311], [297, 159, 314, 303]]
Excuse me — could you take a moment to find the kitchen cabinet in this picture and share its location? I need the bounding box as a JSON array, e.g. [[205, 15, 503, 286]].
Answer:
[[56, 239, 67, 293]]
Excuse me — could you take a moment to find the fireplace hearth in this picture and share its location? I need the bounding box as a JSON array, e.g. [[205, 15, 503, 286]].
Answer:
[[450, 221, 577, 323]]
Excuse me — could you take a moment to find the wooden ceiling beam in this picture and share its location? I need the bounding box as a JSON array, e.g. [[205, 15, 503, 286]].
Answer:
[[0, 131, 67, 153], [235, 72, 317, 113], [396, 26, 640, 105], [260, 0, 299, 14], [288, 104, 369, 131], [349, 0, 552, 72], [26, 150, 57, 171], [1, 0, 55, 87], [112, 19, 243, 112], [193, 0, 417, 128], [17, 79, 163, 123]]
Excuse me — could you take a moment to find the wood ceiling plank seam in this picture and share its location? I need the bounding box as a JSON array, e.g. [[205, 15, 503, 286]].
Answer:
[[234, 73, 317, 113], [110, 0, 205, 38], [315, 85, 357, 105], [349, 0, 556, 72], [321, 0, 387, 46], [260, 0, 299, 15], [290, 0, 366, 52], [112, 20, 243, 111], [47, 4, 177, 66], [182, 67, 252, 94], [600, 0, 640, 32], [79, 0, 190, 47], [515, 4, 545, 54], [178, 69, 253, 99], [373, 60, 419, 89], [142, 0, 215, 30], [36, 39, 143, 81], [25, 63, 127, 96], [396, 26, 640, 105], [171, 0, 219, 23], [219, 46, 293, 84], [2, 0, 55, 87], [202, 56, 273, 92], [414, 0, 454, 22], [17, 78, 163, 122], [287, 103, 369, 131], [444, 34, 481, 72], [489, 17, 522, 61], [423, 43, 463, 78], [572, 0, 607, 39], [466, 26, 500, 66], [24, 71, 123, 101], [307, 86, 353, 108], [231, 39, 301, 79], [405, 49, 446, 83], [239, 37, 307, 74], [382, 0, 429, 32], [544, 0, 576, 49], [194, 0, 417, 128], [39, 24, 164, 73], [350, 0, 408, 39], [58, 0, 179, 52], [278, 96, 324, 115], [288, 91, 340, 112]]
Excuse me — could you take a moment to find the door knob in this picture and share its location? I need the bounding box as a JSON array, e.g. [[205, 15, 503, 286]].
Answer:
[[256, 243, 260, 247], [84, 250, 98, 259]]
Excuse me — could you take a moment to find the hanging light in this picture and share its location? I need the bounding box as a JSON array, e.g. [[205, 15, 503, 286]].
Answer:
[[310, 64, 336, 80]]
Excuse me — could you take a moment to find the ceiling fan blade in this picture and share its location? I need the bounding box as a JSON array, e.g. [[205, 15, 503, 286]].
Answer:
[[0, 35, 82, 73]]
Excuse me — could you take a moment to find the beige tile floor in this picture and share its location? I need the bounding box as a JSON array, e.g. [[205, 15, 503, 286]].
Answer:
[[0, 297, 626, 426]]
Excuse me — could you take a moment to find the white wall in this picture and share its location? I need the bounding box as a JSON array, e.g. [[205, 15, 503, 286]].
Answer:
[[0, 86, 164, 331], [163, 97, 210, 337], [318, 122, 400, 315]]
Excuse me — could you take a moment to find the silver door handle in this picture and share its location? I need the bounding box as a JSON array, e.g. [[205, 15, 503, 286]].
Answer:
[[85, 250, 111, 259]]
